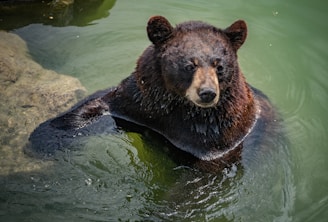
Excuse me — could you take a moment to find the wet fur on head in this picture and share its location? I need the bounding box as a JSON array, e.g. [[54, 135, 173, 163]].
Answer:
[[142, 16, 248, 108]]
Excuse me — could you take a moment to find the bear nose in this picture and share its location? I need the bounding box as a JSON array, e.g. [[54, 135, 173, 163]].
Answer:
[[198, 88, 217, 103]]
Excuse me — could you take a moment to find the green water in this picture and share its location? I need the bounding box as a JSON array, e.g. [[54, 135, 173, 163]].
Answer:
[[1, 0, 328, 221]]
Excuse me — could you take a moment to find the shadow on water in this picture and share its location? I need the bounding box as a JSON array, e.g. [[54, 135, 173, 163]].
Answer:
[[0, 0, 116, 30]]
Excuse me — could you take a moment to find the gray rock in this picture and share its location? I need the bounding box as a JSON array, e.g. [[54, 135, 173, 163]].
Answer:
[[0, 31, 86, 175]]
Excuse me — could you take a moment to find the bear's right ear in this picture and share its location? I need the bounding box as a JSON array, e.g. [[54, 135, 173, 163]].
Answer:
[[147, 16, 173, 46]]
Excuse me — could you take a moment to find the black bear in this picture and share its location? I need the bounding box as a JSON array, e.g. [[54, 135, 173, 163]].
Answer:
[[28, 16, 278, 172]]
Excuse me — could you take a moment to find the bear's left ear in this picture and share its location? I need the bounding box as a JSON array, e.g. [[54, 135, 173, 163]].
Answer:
[[224, 20, 247, 51], [147, 16, 174, 46]]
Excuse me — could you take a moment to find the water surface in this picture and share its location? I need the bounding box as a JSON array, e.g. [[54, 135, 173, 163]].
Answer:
[[1, 0, 328, 221]]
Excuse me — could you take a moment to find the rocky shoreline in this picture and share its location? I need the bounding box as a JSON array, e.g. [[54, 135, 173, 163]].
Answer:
[[0, 31, 87, 175]]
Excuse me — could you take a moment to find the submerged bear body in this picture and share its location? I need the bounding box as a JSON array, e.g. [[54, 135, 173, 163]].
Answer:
[[29, 16, 279, 172]]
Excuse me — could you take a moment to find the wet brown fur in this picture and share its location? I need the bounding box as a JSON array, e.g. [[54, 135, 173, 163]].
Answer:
[[29, 16, 279, 173]]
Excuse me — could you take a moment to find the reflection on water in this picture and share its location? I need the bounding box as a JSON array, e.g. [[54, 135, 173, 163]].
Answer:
[[1, 0, 328, 221], [0, 0, 116, 30]]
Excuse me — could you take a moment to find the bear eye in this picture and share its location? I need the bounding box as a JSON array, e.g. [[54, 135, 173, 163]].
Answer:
[[216, 65, 224, 75], [184, 64, 196, 72]]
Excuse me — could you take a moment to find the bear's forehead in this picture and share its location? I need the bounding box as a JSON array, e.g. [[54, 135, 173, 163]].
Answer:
[[164, 32, 230, 61]]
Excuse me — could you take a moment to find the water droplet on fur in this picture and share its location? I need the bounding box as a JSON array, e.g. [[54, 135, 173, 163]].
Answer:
[[213, 125, 219, 134], [209, 116, 215, 124]]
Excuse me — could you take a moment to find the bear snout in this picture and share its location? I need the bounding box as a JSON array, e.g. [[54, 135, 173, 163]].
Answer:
[[198, 87, 217, 103], [185, 84, 220, 108], [185, 67, 220, 108]]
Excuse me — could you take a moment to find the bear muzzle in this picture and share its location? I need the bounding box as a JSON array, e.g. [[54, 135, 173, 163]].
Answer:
[[185, 85, 220, 108], [185, 68, 220, 108]]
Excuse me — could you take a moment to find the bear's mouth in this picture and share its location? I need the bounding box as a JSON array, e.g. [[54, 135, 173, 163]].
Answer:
[[185, 93, 220, 108], [195, 101, 218, 108]]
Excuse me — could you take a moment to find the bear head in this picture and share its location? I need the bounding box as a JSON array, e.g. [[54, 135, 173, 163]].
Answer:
[[142, 16, 247, 109]]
